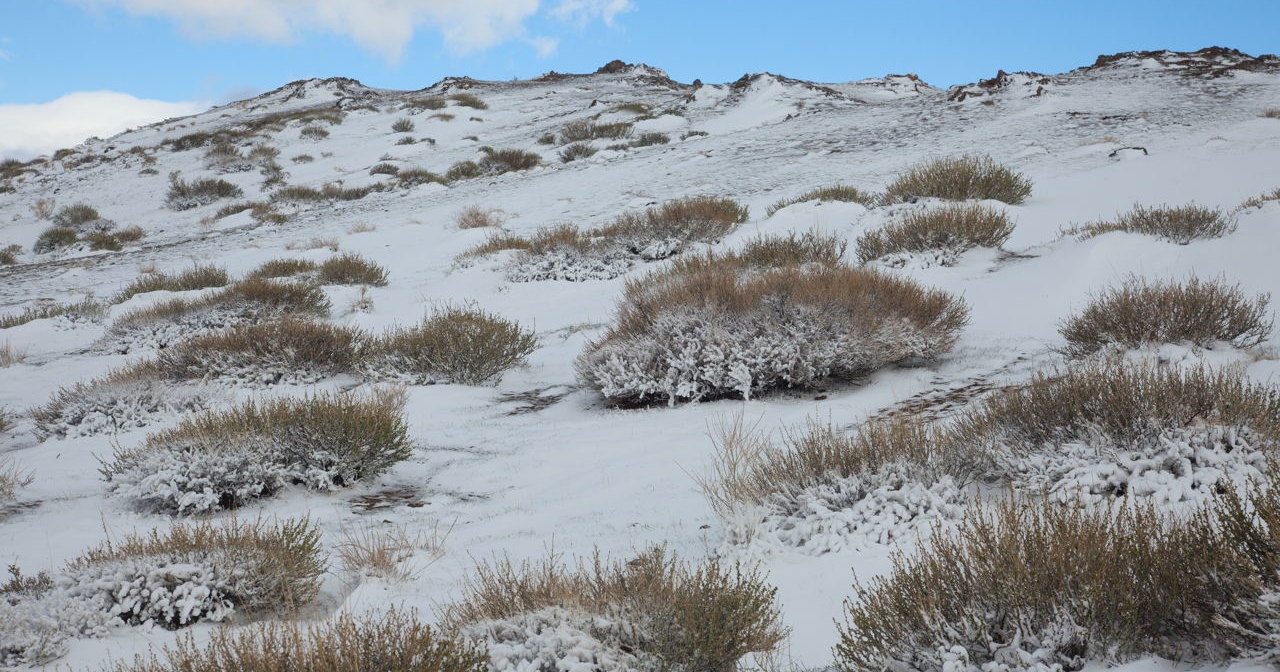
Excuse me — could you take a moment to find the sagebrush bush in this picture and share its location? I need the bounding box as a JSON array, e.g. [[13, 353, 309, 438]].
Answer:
[[767, 185, 879, 216], [32, 226, 80, 253], [477, 147, 541, 175], [52, 204, 111, 231], [398, 167, 448, 187], [1059, 275, 1273, 358], [559, 142, 598, 163], [1068, 203, 1235, 244], [630, 132, 670, 147], [391, 117, 415, 133], [166, 173, 244, 211], [0, 243, 20, 265], [558, 119, 633, 144], [365, 306, 537, 385], [68, 517, 325, 625], [881, 155, 1032, 205], [856, 203, 1015, 265], [577, 263, 968, 404], [113, 264, 230, 303], [1237, 187, 1280, 210], [111, 609, 487, 672], [444, 546, 786, 672], [726, 230, 847, 269], [300, 125, 330, 140], [31, 364, 215, 440], [83, 231, 122, 251], [448, 92, 488, 109], [248, 258, 319, 279], [837, 489, 1280, 672], [446, 160, 483, 181], [598, 196, 749, 258], [0, 297, 104, 329], [455, 206, 501, 229], [154, 319, 363, 385], [103, 390, 411, 514], [318, 253, 389, 286], [369, 162, 400, 176]]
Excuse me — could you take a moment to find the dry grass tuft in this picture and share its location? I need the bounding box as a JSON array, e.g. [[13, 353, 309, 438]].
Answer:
[[248, 258, 319, 279], [597, 195, 749, 254], [1067, 203, 1236, 244], [114, 277, 330, 328], [391, 117, 415, 133], [166, 172, 244, 211], [477, 147, 541, 175], [1260, 108, 1280, 119], [318, 253, 389, 286], [154, 318, 363, 382], [0, 243, 21, 265], [558, 119, 633, 144], [366, 306, 537, 385], [455, 206, 503, 229], [113, 264, 230, 303], [337, 522, 449, 581], [856, 203, 1015, 264], [447, 92, 488, 109], [1059, 275, 1273, 358], [0, 297, 105, 330], [0, 341, 27, 367], [767, 185, 879, 216], [881, 154, 1033, 205], [443, 546, 787, 671], [1236, 186, 1280, 211], [33, 226, 81, 253], [0, 457, 33, 505], [558, 142, 598, 163], [112, 608, 486, 672]]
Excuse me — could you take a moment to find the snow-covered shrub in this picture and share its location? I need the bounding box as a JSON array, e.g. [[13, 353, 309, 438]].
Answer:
[[953, 363, 1280, 503], [165, 172, 244, 211], [32, 365, 217, 440], [577, 262, 968, 404], [558, 142, 597, 163], [1067, 203, 1235, 244], [52, 203, 114, 233], [445, 546, 786, 672], [0, 297, 105, 329], [154, 318, 363, 386], [558, 119, 633, 143], [0, 457, 33, 509], [597, 195, 749, 260], [318, 252, 389, 286], [113, 264, 230, 303], [1058, 275, 1272, 358], [365, 306, 537, 385], [703, 416, 966, 556], [728, 229, 847, 269], [113, 608, 486, 672], [32, 225, 80, 253], [881, 154, 1032, 205], [1237, 186, 1280, 211], [856, 203, 1014, 266], [102, 389, 411, 514], [104, 277, 330, 352], [455, 205, 502, 229], [477, 147, 541, 175], [767, 184, 879, 216], [202, 142, 255, 173], [248, 257, 319, 280], [391, 117, 416, 133], [837, 490, 1280, 672]]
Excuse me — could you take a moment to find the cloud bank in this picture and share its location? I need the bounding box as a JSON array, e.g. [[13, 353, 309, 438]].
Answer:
[[0, 91, 205, 159], [73, 0, 634, 63]]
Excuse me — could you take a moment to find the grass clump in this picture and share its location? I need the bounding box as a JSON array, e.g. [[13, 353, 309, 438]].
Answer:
[[299, 125, 330, 140], [366, 306, 537, 385], [113, 264, 230, 303], [0, 297, 104, 329], [1260, 108, 1280, 119], [456, 206, 502, 229], [1067, 203, 1235, 244], [725, 230, 847, 269], [767, 185, 879, 217], [391, 117, 415, 133], [154, 318, 362, 385], [397, 167, 448, 187], [558, 142, 598, 163], [881, 154, 1032, 205], [166, 172, 244, 211], [444, 546, 786, 672], [630, 132, 670, 147], [318, 253, 389, 286], [837, 489, 1280, 672], [52, 203, 107, 230], [33, 226, 81, 253], [856, 203, 1015, 265], [103, 390, 411, 514], [1059, 275, 1273, 358], [112, 277, 330, 339], [447, 92, 488, 109], [0, 244, 21, 265], [0, 342, 25, 367], [1237, 187, 1280, 210], [558, 119, 633, 144], [445, 160, 483, 181], [0, 457, 33, 505], [577, 263, 968, 404], [599, 195, 748, 258], [292, 153, 314, 163], [369, 162, 400, 176], [478, 147, 542, 175], [111, 609, 486, 672], [248, 258, 319, 279]]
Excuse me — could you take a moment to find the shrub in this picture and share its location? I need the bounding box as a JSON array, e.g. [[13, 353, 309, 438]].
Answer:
[[881, 154, 1032, 205], [0, 244, 20, 265], [113, 264, 230, 303], [396, 135, 418, 145], [835, 494, 1280, 672], [0, 297, 104, 329], [68, 517, 324, 625], [558, 142, 597, 163], [338, 523, 447, 580], [856, 203, 1015, 265], [1068, 203, 1235, 244], [537, 132, 557, 145], [0, 341, 25, 367], [31, 364, 216, 440], [1059, 275, 1273, 358], [369, 161, 400, 176], [767, 185, 879, 216], [112, 608, 485, 672], [478, 147, 541, 175], [299, 125, 330, 140], [443, 546, 786, 672], [614, 102, 652, 115], [365, 305, 537, 385], [455, 206, 501, 229], [33, 226, 80, 253], [391, 117, 415, 133], [631, 132, 670, 147], [398, 167, 448, 187], [577, 264, 968, 404], [202, 142, 254, 173], [728, 230, 847, 269], [444, 160, 481, 181], [113, 225, 145, 244], [558, 119, 632, 143], [103, 390, 411, 514], [30, 198, 56, 220], [701, 415, 965, 552], [292, 153, 314, 163], [52, 203, 110, 231], [165, 172, 244, 211], [83, 232, 121, 251], [273, 182, 378, 203], [1261, 108, 1280, 119], [318, 253, 389, 286], [154, 319, 363, 385], [0, 457, 33, 506], [598, 195, 749, 260], [952, 363, 1280, 502], [248, 258, 319, 279], [433, 113, 457, 122], [405, 96, 447, 110], [447, 92, 488, 109], [1237, 187, 1280, 210]]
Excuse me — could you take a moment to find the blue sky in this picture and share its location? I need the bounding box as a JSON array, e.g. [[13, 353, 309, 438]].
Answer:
[[1, 0, 1278, 157]]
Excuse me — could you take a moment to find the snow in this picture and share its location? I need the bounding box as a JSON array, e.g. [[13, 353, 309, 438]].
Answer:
[[1, 53, 1280, 671]]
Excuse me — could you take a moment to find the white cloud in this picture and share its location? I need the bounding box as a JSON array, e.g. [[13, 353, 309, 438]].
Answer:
[[73, 0, 558, 63], [551, 0, 634, 26], [0, 91, 205, 159], [528, 35, 559, 58]]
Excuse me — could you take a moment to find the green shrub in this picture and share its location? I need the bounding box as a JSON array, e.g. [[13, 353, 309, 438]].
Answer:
[[882, 155, 1032, 205], [366, 306, 537, 385], [856, 203, 1015, 265], [0, 244, 20, 265], [52, 203, 106, 230]]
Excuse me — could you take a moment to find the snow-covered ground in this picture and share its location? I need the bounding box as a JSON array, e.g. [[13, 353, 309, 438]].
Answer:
[[1, 49, 1280, 670]]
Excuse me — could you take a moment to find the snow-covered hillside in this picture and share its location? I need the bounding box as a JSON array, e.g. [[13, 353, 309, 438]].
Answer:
[[2, 47, 1280, 670]]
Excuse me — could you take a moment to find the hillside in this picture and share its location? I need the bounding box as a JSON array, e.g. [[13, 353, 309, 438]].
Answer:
[[2, 47, 1280, 670]]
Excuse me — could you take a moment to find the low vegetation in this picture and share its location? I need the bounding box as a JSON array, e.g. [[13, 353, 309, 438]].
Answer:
[[1067, 203, 1235, 244], [318, 253, 389, 286], [52, 204, 111, 231], [0, 244, 22, 265], [248, 257, 318, 279], [391, 117, 415, 133], [1237, 186, 1280, 210], [557, 119, 633, 144], [0, 342, 25, 368], [165, 172, 244, 211], [32, 226, 80, 253], [767, 185, 879, 217], [0, 297, 105, 330], [559, 142, 597, 163], [856, 203, 1015, 265], [153, 318, 363, 385], [455, 206, 502, 229], [444, 546, 786, 672], [577, 262, 968, 404], [1059, 275, 1273, 358], [447, 92, 487, 109], [881, 154, 1033, 205], [0, 457, 33, 507], [1260, 108, 1280, 119], [103, 390, 411, 514], [477, 147, 542, 175], [113, 264, 230, 303], [365, 306, 538, 385]]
